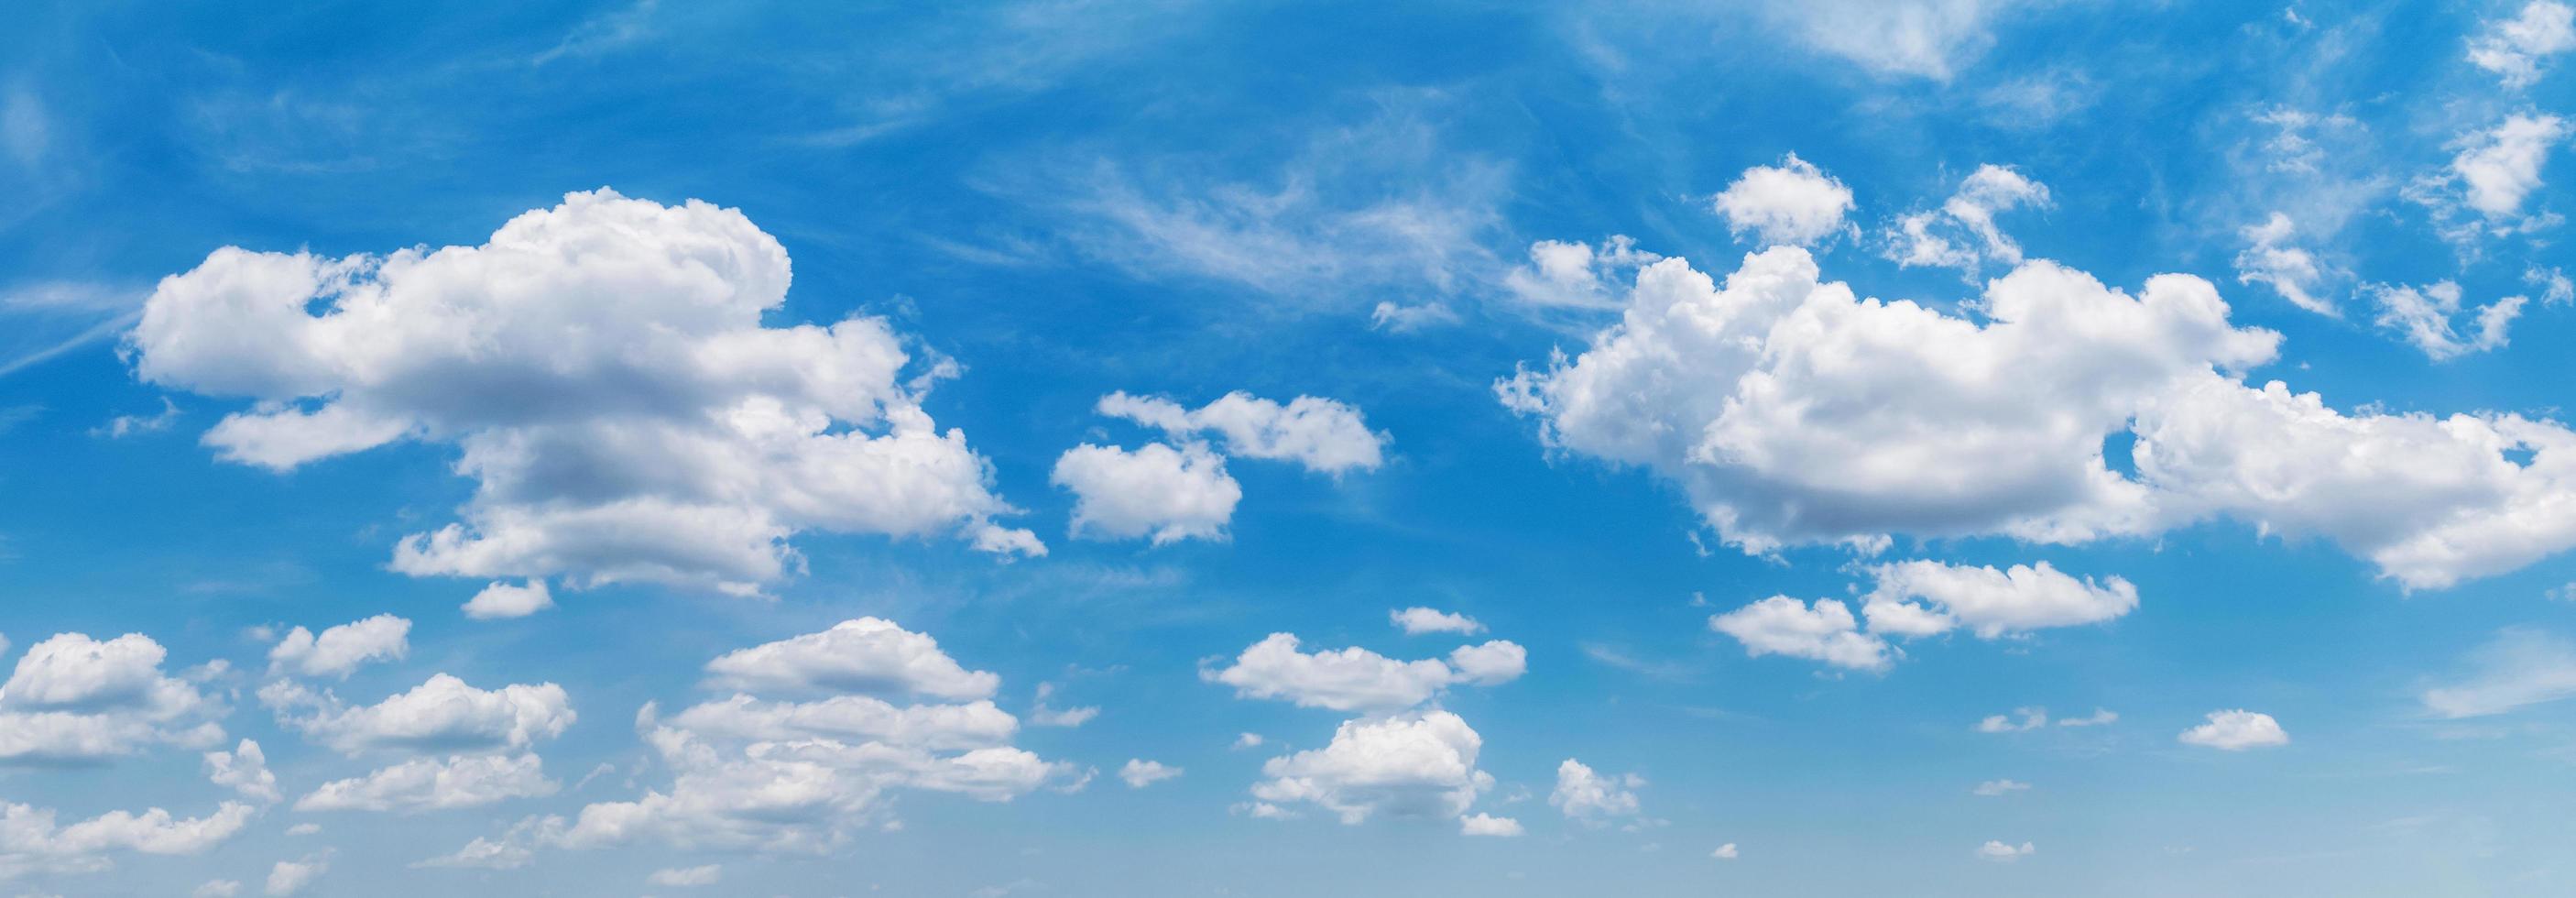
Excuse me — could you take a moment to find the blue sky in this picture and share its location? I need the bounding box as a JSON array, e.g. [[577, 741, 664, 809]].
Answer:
[[4, 1, 2576, 895]]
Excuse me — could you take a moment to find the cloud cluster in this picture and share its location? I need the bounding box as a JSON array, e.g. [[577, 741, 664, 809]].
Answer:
[[267, 614, 409, 678], [1708, 561, 2137, 672], [1203, 633, 1525, 712], [1245, 711, 1494, 825], [129, 189, 1038, 597], [1053, 391, 1384, 544], [1549, 759, 1643, 826], [2469, 2, 2576, 89], [0, 632, 224, 764], [1883, 165, 2050, 277], [1502, 242, 2576, 589]]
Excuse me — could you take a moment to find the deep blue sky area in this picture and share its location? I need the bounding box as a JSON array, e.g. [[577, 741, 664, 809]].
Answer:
[[3, 2, 2576, 896]]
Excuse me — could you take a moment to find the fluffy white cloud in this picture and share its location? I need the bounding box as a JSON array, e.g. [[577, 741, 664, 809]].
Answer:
[[1976, 839, 2034, 861], [1975, 706, 2047, 732], [128, 189, 1038, 597], [266, 857, 324, 896], [1708, 598, 1889, 672], [1389, 607, 1484, 635], [1713, 154, 1855, 247], [204, 739, 280, 804], [648, 865, 722, 887], [465, 618, 1072, 858], [2420, 628, 2576, 718], [1203, 634, 1526, 712], [2177, 709, 2288, 750], [702, 618, 999, 701], [1459, 813, 1523, 837], [0, 632, 222, 764], [1501, 236, 1660, 310], [1250, 711, 1493, 825], [1052, 442, 1241, 544], [2470, 2, 2576, 88], [262, 674, 573, 756], [1858, 560, 2137, 640], [2234, 213, 2337, 315], [267, 614, 409, 678], [1097, 391, 1387, 475], [2366, 281, 2525, 360], [1711, 842, 1739, 859], [1549, 759, 1643, 825], [1883, 165, 2050, 275], [1972, 778, 2030, 796], [1119, 759, 1182, 788], [1502, 241, 2576, 589], [2444, 115, 2566, 221], [461, 581, 553, 620], [295, 753, 557, 812], [0, 799, 254, 880]]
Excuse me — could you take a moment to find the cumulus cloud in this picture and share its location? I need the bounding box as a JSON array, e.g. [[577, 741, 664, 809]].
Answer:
[[1883, 165, 2050, 277], [461, 581, 553, 620], [204, 739, 280, 804], [1119, 759, 1182, 788], [1857, 560, 2138, 640], [2470, 2, 2576, 89], [1549, 759, 1643, 826], [1249, 711, 1494, 825], [1053, 391, 1386, 545], [2420, 628, 2576, 718], [1976, 839, 2035, 861], [296, 753, 558, 813], [267, 615, 409, 678], [1975, 706, 2047, 732], [2366, 281, 2526, 360], [1203, 633, 1526, 712], [1501, 241, 2576, 590], [260, 674, 573, 756], [1390, 608, 1485, 636], [1096, 391, 1387, 476], [1711, 842, 1739, 859], [2177, 709, 2288, 750], [1501, 235, 1661, 311], [0, 799, 254, 880], [1713, 154, 1856, 247], [0, 632, 224, 764], [1459, 813, 1523, 837], [452, 618, 1071, 858], [266, 857, 324, 896], [2233, 213, 2338, 315], [2412, 115, 2568, 242], [128, 189, 1039, 597], [702, 618, 999, 701], [1708, 598, 1889, 672]]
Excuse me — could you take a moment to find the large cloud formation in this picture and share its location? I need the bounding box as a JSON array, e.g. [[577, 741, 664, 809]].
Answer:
[[1501, 243, 2576, 589], [128, 189, 1040, 597]]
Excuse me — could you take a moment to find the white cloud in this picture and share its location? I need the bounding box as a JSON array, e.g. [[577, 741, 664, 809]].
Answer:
[[1390, 607, 1485, 636], [1097, 391, 1387, 476], [1859, 560, 2137, 640], [1708, 597, 1890, 672], [1972, 778, 2031, 796], [1767, 0, 2024, 81], [1502, 241, 2576, 590], [2366, 281, 2525, 360], [667, 694, 1017, 750], [409, 833, 532, 871], [1370, 300, 1462, 333], [1713, 154, 1856, 247], [295, 753, 557, 812], [265, 857, 324, 896], [1232, 732, 1264, 750], [1549, 759, 1643, 825], [461, 581, 553, 620], [2056, 707, 2117, 727], [1052, 442, 1240, 544], [0, 799, 254, 880], [204, 739, 280, 804], [2177, 709, 2289, 750], [648, 864, 722, 887], [2425, 115, 2567, 226], [702, 617, 999, 701], [261, 674, 573, 756], [193, 880, 242, 897], [1883, 165, 2051, 276], [267, 614, 409, 678], [1711, 842, 1739, 859], [2420, 628, 2576, 718], [1119, 759, 1182, 788], [2234, 213, 2338, 315], [1501, 236, 1661, 311], [1459, 813, 1523, 837], [1203, 633, 1525, 712], [1975, 706, 2047, 732], [128, 189, 1039, 597], [94, 398, 180, 439], [1976, 839, 2035, 861], [1249, 711, 1493, 825], [0, 632, 222, 764], [1027, 683, 1098, 728], [2470, 2, 2576, 89]]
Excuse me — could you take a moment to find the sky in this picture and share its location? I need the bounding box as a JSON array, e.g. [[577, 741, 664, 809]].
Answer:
[[2, 0, 2576, 895]]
